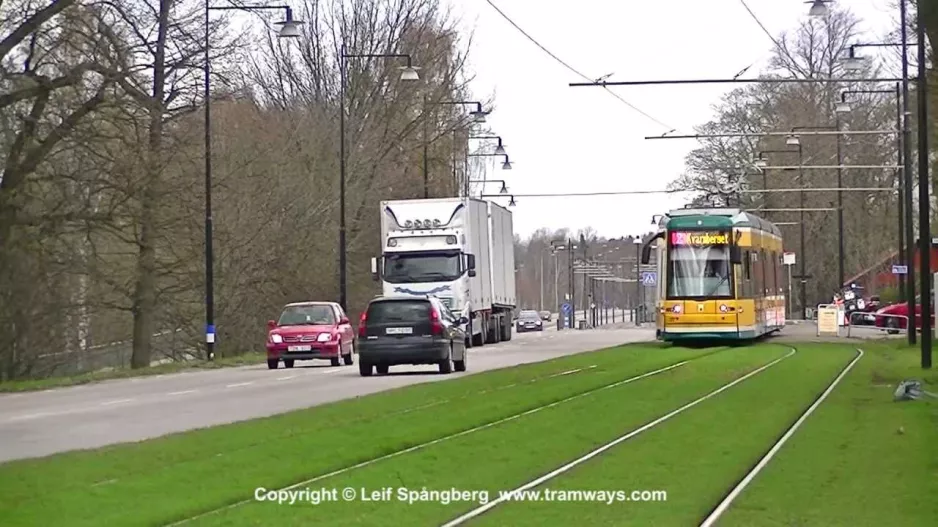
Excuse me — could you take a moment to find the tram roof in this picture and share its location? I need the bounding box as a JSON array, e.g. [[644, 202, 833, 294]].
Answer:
[[662, 208, 781, 236]]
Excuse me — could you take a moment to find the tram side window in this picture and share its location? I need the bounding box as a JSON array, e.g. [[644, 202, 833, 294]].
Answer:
[[742, 250, 752, 298], [767, 250, 776, 297], [753, 249, 764, 299], [775, 252, 784, 295]]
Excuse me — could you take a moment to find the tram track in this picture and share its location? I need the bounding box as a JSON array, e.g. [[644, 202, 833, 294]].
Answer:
[[438, 346, 798, 526], [697, 347, 864, 527], [164, 348, 731, 526]]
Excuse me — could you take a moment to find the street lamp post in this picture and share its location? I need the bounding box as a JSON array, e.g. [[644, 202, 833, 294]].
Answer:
[[914, 4, 931, 366], [633, 236, 642, 325], [467, 153, 512, 196], [339, 49, 419, 310], [785, 135, 808, 318], [467, 179, 509, 194], [790, 125, 842, 289], [837, 4, 917, 346], [838, 85, 905, 301], [203, 4, 301, 359], [422, 101, 487, 198], [753, 148, 800, 209]]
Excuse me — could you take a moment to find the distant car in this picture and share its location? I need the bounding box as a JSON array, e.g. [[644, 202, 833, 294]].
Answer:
[[266, 302, 355, 369], [874, 294, 934, 333], [539, 310, 551, 321], [357, 296, 468, 376], [516, 310, 543, 332]]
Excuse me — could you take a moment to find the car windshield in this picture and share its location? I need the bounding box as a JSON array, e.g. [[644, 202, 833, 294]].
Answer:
[[519, 311, 539, 320], [667, 244, 732, 298], [278, 305, 335, 325], [383, 252, 462, 283], [367, 300, 430, 322]]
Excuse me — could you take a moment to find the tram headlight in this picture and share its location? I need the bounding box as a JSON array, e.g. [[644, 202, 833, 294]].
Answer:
[[719, 304, 729, 313]]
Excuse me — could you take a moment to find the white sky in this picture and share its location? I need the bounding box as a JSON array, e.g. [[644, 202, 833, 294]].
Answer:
[[451, 0, 899, 239]]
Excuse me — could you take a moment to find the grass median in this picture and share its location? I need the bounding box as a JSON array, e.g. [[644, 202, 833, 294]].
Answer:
[[0, 342, 710, 527], [474, 343, 855, 526], [717, 342, 938, 526], [189, 345, 793, 526]]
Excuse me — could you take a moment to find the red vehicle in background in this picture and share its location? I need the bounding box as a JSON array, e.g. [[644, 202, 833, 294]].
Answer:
[[874, 294, 935, 333], [266, 302, 356, 369]]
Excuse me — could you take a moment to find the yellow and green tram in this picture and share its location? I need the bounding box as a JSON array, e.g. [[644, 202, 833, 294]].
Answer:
[[641, 208, 786, 341]]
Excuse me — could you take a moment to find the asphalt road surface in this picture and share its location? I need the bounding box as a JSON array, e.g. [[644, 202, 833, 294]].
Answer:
[[0, 326, 654, 463]]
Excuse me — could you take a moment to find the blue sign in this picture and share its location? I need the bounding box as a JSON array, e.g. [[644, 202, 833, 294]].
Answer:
[[561, 302, 572, 315], [641, 271, 657, 286], [892, 265, 908, 275]]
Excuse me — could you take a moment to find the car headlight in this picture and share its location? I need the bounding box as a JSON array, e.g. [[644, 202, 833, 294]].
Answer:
[[317, 333, 333, 342], [270, 334, 283, 343], [536, 320, 541, 325]]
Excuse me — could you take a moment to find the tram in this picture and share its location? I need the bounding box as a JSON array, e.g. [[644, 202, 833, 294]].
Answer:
[[641, 208, 786, 341]]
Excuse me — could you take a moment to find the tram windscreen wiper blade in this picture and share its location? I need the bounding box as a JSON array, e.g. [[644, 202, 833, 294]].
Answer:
[[702, 274, 730, 298]]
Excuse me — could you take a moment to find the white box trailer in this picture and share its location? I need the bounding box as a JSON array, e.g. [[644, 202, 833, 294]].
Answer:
[[372, 197, 516, 346]]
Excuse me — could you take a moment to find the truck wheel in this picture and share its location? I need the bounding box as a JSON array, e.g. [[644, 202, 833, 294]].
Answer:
[[492, 316, 502, 343], [454, 353, 467, 372], [472, 320, 485, 347], [501, 316, 512, 341]]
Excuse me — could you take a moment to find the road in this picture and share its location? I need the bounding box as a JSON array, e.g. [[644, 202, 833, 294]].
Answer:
[[0, 326, 654, 463]]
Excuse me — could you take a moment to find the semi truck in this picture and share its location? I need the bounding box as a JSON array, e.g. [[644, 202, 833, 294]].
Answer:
[[370, 197, 516, 347]]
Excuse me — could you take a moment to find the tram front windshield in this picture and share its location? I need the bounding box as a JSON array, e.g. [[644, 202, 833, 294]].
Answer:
[[667, 244, 732, 298]]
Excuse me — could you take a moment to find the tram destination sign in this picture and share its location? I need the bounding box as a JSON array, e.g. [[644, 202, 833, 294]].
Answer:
[[670, 231, 729, 246]]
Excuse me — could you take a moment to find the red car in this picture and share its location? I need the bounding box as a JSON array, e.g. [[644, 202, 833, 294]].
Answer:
[[266, 302, 356, 369], [874, 295, 935, 333]]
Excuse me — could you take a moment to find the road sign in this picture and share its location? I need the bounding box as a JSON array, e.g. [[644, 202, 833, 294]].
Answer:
[[641, 271, 657, 286], [892, 265, 908, 275], [817, 306, 840, 336], [561, 302, 572, 315], [783, 252, 796, 265]]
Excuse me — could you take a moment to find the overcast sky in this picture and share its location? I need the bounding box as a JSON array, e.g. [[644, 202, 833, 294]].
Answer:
[[450, 0, 899, 239]]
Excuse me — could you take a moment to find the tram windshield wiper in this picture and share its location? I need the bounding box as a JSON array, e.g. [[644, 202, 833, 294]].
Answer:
[[702, 274, 730, 298]]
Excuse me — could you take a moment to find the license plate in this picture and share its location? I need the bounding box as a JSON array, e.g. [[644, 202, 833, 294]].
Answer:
[[386, 327, 413, 335], [287, 345, 311, 352]]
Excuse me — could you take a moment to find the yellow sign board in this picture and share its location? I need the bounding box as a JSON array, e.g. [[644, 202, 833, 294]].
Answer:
[[816, 306, 840, 336]]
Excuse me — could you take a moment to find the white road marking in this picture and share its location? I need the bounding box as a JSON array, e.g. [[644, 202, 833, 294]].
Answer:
[[225, 382, 254, 388], [5, 411, 54, 422], [440, 348, 798, 526], [276, 375, 298, 381], [167, 390, 198, 396], [306, 367, 343, 375], [99, 398, 134, 406]]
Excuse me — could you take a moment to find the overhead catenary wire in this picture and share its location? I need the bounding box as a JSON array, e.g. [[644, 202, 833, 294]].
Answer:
[[482, 0, 673, 131], [737, 0, 807, 77], [481, 187, 899, 199]]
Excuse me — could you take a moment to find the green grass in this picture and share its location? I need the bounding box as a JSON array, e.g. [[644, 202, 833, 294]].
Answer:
[[189, 345, 792, 526], [717, 342, 938, 527], [7, 341, 930, 527], [0, 342, 713, 527], [475, 343, 855, 526], [0, 352, 268, 393]]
